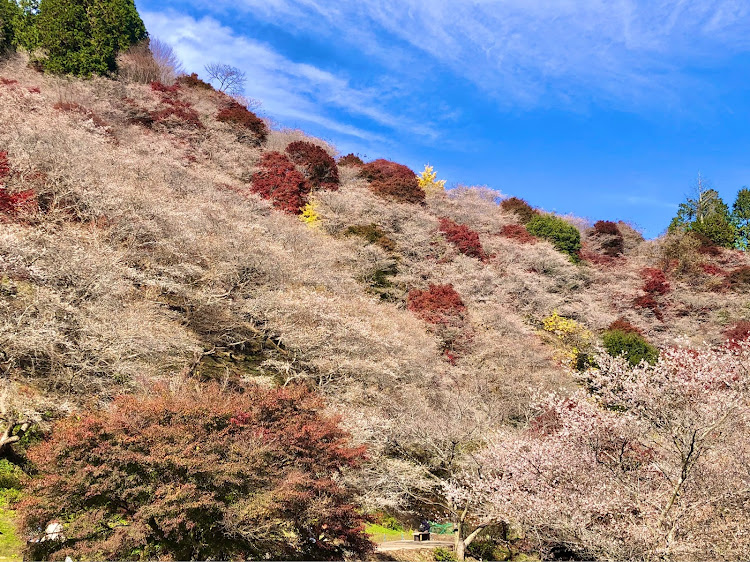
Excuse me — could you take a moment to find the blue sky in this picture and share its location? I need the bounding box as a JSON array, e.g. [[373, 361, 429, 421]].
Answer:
[[136, 0, 750, 237]]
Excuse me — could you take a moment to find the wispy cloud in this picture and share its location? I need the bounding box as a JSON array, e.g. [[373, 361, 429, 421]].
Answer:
[[141, 10, 437, 141], [177, 0, 750, 111]]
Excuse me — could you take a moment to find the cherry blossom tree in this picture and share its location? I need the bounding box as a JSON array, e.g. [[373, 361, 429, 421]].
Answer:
[[449, 341, 750, 560]]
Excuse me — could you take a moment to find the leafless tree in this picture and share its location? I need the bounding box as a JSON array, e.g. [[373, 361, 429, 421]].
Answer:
[[204, 62, 246, 96]]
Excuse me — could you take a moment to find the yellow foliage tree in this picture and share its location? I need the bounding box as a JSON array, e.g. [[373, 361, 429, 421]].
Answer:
[[300, 201, 320, 227], [541, 310, 594, 370], [418, 164, 446, 195]]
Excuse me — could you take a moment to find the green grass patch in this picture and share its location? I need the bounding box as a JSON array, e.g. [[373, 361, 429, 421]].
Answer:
[[366, 523, 411, 542], [0, 508, 22, 561]]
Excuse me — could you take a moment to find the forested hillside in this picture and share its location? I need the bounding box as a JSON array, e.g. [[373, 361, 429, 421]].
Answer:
[[1, 4, 749, 559]]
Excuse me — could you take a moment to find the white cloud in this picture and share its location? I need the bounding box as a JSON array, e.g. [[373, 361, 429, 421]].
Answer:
[[181, 0, 750, 110], [141, 10, 435, 141]]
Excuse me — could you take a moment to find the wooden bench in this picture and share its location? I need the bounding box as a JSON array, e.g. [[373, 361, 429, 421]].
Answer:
[[413, 531, 430, 541]]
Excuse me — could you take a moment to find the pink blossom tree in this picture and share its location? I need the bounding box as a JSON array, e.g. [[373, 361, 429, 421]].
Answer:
[[449, 341, 750, 560]]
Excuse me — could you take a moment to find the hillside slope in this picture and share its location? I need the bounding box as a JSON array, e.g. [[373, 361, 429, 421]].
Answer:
[[2, 52, 750, 557]]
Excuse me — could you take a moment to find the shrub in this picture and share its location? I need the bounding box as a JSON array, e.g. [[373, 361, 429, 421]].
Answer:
[[724, 321, 750, 347], [608, 318, 642, 336], [602, 329, 658, 366], [176, 72, 213, 90], [216, 101, 268, 145], [438, 217, 487, 261], [149, 103, 202, 129], [407, 284, 466, 325], [285, 141, 339, 189], [499, 223, 537, 244], [345, 224, 396, 251], [500, 196, 539, 224], [338, 153, 364, 167], [641, 268, 670, 295], [35, 0, 147, 76], [433, 546, 457, 562], [593, 220, 621, 236], [149, 80, 179, 94], [299, 201, 320, 227], [633, 294, 663, 321], [251, 152, 310, 214], [359, 159, 424, 204], [590, 220, 625, 256], [526, 215, 582, 261], [19, 384, 373, 561], [542, 311, 595, 371], [0, 152, 36, 218], [727, 266, 750, 290]]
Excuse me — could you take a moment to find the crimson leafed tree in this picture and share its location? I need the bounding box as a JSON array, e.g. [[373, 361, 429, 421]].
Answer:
[[439, 217, 488, 261], [20, 384, 373, 561], [359, 159, 424, 204], [285, 141, 339, 189], [251, 151, 311, 214]]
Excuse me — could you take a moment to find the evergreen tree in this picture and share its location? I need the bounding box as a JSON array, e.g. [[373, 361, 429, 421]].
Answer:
[[35, 0, 146, 75], [732, 187, 750, 250], [668, 174, 736, 247], [0, 0, 20, 52]]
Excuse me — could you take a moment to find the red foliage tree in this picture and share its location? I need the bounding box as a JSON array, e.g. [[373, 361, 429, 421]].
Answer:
[[149, 81, 180, 94], [216, 101, 268, 145], [500, 196, 539, 224], [408, 284, 466, 325], [439, 217, 488, 261], [640, 267, 670, 295], [359, 159, 424, 204], [19, 384, 372, 561], [592, 220, 621, 236], [338, 153, 364, 167], [285, 141, 339, 189], [251, 151, 311, 214], [499, 223, 537, 244]]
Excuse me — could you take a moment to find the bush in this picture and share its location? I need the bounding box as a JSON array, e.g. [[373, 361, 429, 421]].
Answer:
[[35, 0, 147, 76], [633, 294, 663, 321], [608, 318, 642, 336], [438, 217, 487, 261], [602, 329, 658, 366], [724, 321, 750, 348], [345, 224, 396, 251], [727, 266, 750, 290], [500, 196, 539, 224], [433, 546, 457, 561], [542, 311, 595, 371], [407, 284, 466, 325], [499, 223, 537, 244], [338, 153, 364, 167], [526, 214, 582, 261], [216, 100, 268, 145], [177, 72, 214, 90], [285, 141, 339, 189], [0, 151, 36, 219], [251, 151, 310, 214], [19, 384, 373, 561], [641, 268, 670, 295], [359, 159, 424, 204], [590, 220, 625, 256], [593, 220, 621, 236]]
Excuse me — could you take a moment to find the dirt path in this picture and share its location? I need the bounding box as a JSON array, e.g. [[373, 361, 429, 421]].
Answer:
[[376, 539, 454, 552]]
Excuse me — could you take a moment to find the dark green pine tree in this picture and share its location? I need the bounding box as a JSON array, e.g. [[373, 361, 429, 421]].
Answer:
[[732, 188, 750, 250], [0, 0, 21, 52], [36, 0, 147, 76]]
